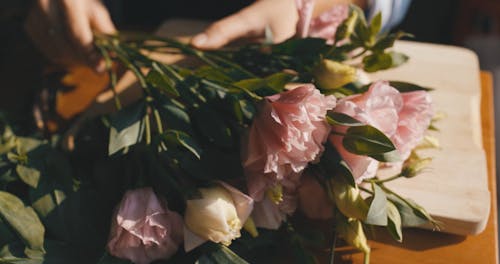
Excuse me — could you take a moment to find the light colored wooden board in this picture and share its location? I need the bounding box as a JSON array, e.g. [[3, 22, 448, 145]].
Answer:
[[368, 41, 490, 235], [153, 20, 490, 235]]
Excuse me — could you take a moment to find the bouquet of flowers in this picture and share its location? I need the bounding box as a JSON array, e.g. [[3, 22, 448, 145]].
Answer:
[[0, 4, 440, 264]]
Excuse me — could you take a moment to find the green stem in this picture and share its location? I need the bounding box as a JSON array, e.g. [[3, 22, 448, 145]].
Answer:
[[153, 109, 163, 134], [329, 231, 337, 264], [364, 252, 370, 264], [359, 186, 374, 195], [205, 53, 256, 78], [111, 43, 152, 95], [325, 39, 339, 58], [351, 48, 369, 60], [96, 44, 122, 110], [230, 84, 263, 101], [366, 173, 402, 184], [144, 114, 151, 145]]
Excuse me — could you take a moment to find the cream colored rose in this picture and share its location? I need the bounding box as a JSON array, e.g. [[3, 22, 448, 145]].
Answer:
[[184, 182, 253, 251]]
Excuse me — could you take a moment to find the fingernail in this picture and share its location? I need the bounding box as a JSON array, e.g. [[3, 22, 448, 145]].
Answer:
[[192, 33, 208, 47]]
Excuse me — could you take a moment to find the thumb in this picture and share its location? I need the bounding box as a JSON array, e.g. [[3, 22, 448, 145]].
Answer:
[[191, 10, 264, 49]]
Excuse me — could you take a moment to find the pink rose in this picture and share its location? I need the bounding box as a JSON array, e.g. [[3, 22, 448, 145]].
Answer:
[[107, 187, 183, 264], [297, 171, 333, 220], [331, 81, 433, 182], [242, 85, 336, 201], [295, 0, 349, 42], [251, 175, 299, 229]]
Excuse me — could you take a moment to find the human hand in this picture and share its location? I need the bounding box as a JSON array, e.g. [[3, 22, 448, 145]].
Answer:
[[25, 0, 116, 71], [191, 0, 300, 49]]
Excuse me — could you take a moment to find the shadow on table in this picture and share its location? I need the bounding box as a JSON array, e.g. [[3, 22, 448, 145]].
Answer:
[[370, 227, 467, 251]]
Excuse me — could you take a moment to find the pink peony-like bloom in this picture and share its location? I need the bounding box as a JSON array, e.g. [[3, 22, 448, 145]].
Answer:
[[242, 85, 336, 201], [331, 81, 433, 182], [297, 172, 333, 220], [251, 175, 299, 229], [107, 187, 183, 264], [295, 0, 349, 42]]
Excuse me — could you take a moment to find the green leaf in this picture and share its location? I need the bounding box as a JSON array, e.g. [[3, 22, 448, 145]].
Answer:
[[15, 138, 44, 154], [238, 100, 256, 120], [327, 112, 364, 127], [195, 66, 234, 83], [388, 195, 428, 227], [332, 176, 368, 220], [290, 241, 317, 264], [145, 68, 179, 97], [372, 31, 413, 52], [0, 239, 96, 264], [108, 101, 145, 155], [163, 130, 202, 159], [0, 242, 43, 264], [319, 144, 356, 187], [365, 183, 388, 226], [272, 38, 326, 66], [96, 253, 132, 264], [404, 198, 434, 223], [338, 160, 356, 187], [343, 125, 396, 156], [0, 192, 44, 252], [199, 245, 249, 264], [354, 16, 370, 43], [370, 150, 401, 162], [30, 189, 66, 219], [196, 254, 215, 264], [201, 148, 243, 181], [363, 52, 392, 72], [386, 201, 403, 242], [193, 105, 233, 148], [233, 79, 265, 91], [389, 51, 409, 68], [0, 136, 16, 156], [159, 99, 192, 133], [369, 12, 382, 38], [0, 218, 17, 248], [335, 215, 370, 254], [265, 72, 294, 92], [15, 165, 40, 188], [389, 81, 433, 92]]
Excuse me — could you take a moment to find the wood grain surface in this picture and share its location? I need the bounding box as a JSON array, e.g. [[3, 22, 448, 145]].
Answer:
[[333, 71, 498, 264]]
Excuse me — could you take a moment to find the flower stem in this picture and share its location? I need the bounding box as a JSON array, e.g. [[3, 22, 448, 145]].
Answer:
[[366, 173, 402, 184], [153, 109, 163, 134], [351, 48, 369, 60], [96, 42, 122, 110], [144, 114, 151, 145], [329, 231, 337, 264]]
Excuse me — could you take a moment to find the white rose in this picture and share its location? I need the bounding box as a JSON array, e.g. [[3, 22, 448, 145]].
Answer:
[[184, 182, 254, 251]]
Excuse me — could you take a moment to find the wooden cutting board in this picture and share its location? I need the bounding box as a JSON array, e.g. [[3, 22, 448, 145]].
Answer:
[[153, 20, 490, 236], [367, 41, 490, 236]]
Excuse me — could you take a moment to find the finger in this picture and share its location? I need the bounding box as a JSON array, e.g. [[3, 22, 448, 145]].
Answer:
[[89, 1, 116, 34], [24, 0, 78, 66], [58, 0, 96, 67], [191, 8, 264, 49], [62, 116, 84, 152], [89, 2, 116, 73]]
